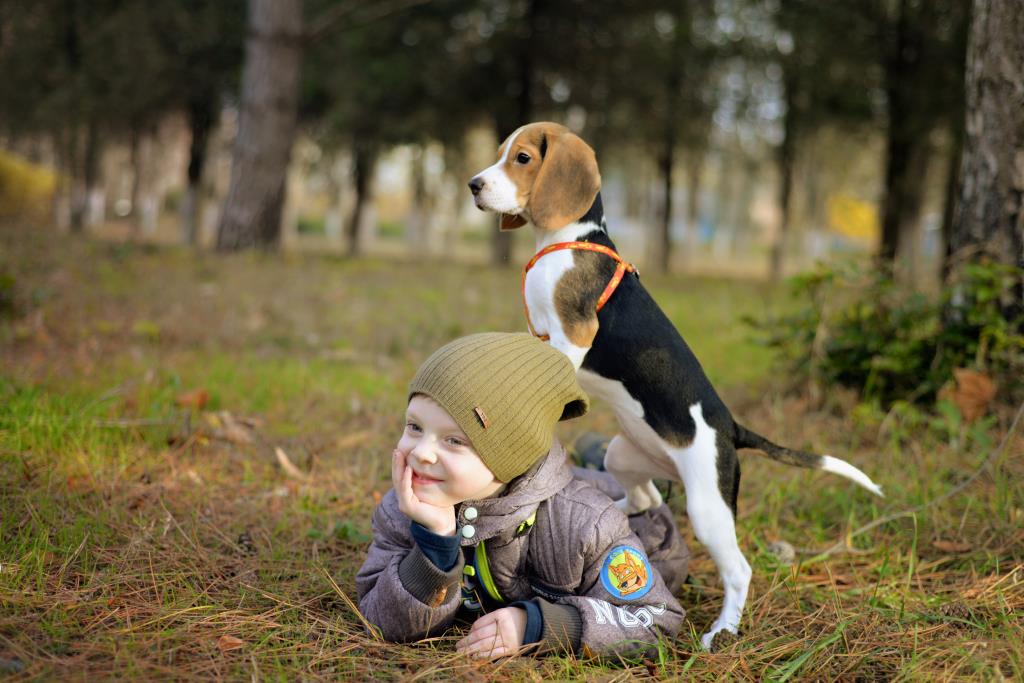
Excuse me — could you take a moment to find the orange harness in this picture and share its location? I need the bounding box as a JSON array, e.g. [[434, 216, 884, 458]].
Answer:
[[522, 241, 637, 341]]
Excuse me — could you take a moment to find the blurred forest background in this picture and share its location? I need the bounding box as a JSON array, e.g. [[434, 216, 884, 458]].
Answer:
[[0, 0, 1015, 283], [1, 0, 1023, 679]]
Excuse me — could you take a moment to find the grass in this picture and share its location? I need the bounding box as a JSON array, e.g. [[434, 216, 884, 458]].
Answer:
[[1, 222, 1022, 680]]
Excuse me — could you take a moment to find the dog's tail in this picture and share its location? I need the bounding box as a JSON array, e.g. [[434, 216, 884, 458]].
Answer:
[[734, 423, 883, 497]]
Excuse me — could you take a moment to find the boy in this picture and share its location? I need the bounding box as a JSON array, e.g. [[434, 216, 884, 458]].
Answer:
[[356, 333, 687, 658]]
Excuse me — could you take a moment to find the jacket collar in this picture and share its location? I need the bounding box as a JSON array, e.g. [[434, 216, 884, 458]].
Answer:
[[456, 440, 573, 545]]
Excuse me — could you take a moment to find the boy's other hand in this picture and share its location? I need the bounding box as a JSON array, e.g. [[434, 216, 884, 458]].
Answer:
[[392, 449, 457, 536], [456, 607, 528, 659]]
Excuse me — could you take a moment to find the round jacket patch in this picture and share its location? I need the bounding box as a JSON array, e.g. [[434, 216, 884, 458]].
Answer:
[[600, 546, 653, 600]]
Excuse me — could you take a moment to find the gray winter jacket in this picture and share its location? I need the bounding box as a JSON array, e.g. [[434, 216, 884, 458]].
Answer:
[[356, 442, 686, 658]]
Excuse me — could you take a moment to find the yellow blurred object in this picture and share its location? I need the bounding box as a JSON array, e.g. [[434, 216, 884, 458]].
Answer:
[[827, 193, 879, 243], [0, 150, 56, 219]]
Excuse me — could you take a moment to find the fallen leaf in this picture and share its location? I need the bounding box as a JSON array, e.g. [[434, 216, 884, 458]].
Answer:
[[933, 539, 972, 553], [212, 411, 255, 444], [950, 368, 997, 423], [334, 430, 372, 451], [175, 389, 209, 410], [372, 490, 382, 505], [275, 447, 310, 481], [217, 635, 245, 652]]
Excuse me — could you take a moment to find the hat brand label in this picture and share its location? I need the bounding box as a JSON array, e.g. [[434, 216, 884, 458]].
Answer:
[[473, 406, 491, 429]]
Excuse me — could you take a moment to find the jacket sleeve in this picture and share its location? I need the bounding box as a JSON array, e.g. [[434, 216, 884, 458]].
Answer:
[[530, 502, 685, 659], [355, 490, 464, 642]]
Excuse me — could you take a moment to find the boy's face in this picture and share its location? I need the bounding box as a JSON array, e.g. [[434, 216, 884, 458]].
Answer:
[[398, 396, 505, 507]]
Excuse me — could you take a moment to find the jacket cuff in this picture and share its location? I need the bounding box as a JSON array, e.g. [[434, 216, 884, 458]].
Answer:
[[536, 599, 582, 655], [510, 600, 544, 645], [398, 545, 463, 607], [410, 521, 461, 571]]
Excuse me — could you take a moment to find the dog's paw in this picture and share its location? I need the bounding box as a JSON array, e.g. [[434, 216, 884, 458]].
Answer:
[[614, 496, 649, 516], [700, 625, 739, 651]]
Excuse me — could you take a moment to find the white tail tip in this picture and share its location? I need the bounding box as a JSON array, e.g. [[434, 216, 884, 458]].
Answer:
[[821, 455, 884, 497]]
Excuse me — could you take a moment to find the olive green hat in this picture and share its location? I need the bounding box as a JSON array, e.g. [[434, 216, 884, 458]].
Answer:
[[408, 332, 590, 482]]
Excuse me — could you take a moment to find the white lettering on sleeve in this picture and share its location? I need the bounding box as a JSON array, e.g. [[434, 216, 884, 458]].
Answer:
[[586, 600, 669, 629]]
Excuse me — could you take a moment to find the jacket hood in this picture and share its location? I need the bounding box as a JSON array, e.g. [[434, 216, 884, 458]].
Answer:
[[456, 440, 573, 545]]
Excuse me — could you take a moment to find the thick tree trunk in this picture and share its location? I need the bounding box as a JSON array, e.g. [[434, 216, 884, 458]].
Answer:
[[216, 0, 302, 251], [182, 98, 214, 245], [948, 0, 1024, 315]]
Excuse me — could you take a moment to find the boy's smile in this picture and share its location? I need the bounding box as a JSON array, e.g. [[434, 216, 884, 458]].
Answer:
[[398, 395, 505, 508], [410, 470, 442, 486]]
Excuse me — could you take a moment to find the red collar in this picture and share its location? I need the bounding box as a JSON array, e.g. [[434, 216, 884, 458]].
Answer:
[[522, 241, 637, 341]]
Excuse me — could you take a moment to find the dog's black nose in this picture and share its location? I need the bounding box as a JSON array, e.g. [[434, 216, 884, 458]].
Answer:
[[468, 177, 484, 196]]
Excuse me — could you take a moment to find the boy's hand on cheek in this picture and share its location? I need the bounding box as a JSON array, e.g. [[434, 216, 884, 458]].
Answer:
[[456, 607, 528, 659], [392, 449, 456, 536]]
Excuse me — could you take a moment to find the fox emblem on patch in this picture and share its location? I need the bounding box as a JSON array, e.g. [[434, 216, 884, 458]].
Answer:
[[600, 546, 653, 600]]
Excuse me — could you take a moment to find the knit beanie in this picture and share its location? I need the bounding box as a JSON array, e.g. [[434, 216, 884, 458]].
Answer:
[[408, 332, 590, 482]]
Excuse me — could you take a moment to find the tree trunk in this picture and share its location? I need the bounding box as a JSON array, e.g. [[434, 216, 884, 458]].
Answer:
[[182, 98, 215, 245], [655, 137, 675, 274], [892, 142, 931, 285], [491, 0, 542, 266], [66, 126, 85, 233], [655, 19, 685, 274], [490, 117, 515, 265], [441, 143, 467, 254], [880, 0, 926, 268], [216, 0, 302, 251], [684, 152, 703, 265], [346, 143, 375, 258], [771, 69, 798, 282], [81, 119, 102, 231], [406, 147, 429, 254], [940, 124, 964, 281], [948, 0, 1024, 316], [129, 126, 146, 239]]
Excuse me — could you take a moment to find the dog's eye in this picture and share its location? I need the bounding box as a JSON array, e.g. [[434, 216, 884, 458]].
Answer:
[[516, 152, 531, 164]]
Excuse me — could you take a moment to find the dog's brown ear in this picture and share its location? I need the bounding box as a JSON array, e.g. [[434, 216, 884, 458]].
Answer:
[[528, 131, 600, 230], [500, 214, 527, 230]]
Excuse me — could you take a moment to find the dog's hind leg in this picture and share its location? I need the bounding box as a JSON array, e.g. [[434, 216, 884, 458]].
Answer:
[[603, 435, 667, 515], [672, 405, 751, 649]]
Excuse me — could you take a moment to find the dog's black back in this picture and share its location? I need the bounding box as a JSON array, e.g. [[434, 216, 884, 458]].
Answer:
[[570, 200, 743, 510]]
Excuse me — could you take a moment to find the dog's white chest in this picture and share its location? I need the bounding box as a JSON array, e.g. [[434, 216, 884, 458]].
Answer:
[[523, 249, 574, 338]]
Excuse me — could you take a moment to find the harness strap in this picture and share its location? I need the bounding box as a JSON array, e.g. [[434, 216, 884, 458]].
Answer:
[[522, 241, 636, 341]]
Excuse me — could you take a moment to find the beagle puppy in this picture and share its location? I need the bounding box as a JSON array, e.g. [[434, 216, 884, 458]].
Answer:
[[468, 121, 882, 649]]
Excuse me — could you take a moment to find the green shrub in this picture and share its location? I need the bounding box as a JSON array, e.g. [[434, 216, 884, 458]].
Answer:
[[748, 260, 1024, 407]]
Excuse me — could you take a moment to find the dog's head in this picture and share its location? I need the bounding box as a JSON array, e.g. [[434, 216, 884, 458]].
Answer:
[[468, 121, 600, 231]]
